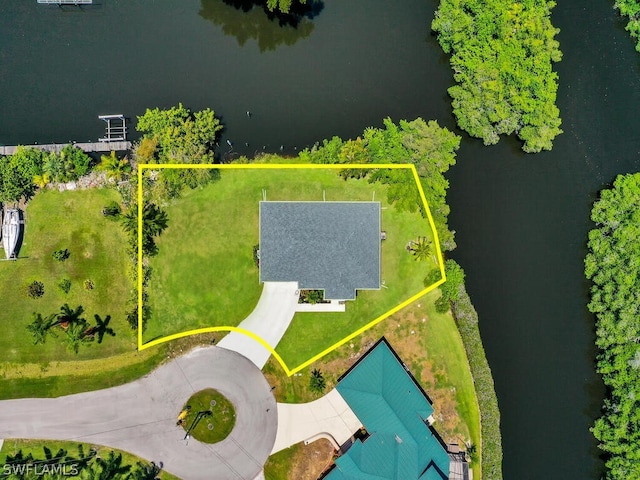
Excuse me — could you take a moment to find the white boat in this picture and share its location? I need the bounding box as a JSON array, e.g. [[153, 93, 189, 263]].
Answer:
[[2, 209, 20, 259]]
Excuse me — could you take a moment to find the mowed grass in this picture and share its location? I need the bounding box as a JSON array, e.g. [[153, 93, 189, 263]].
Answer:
[[145, 167, 439, 355], [180, 389, 236, 444], [0, 439, 179, 480], [0, 189, 134, 365]]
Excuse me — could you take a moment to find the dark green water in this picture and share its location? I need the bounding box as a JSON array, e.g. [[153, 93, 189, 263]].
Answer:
[[2, 1, 639, 478]]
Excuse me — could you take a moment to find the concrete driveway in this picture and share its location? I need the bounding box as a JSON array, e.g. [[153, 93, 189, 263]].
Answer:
[[218, 282, 299, 369], [0, 347, 277, 480], [272, 389, 361, 454]]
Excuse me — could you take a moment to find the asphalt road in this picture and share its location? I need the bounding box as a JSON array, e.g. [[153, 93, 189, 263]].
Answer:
[[0, 346, 277, 480]]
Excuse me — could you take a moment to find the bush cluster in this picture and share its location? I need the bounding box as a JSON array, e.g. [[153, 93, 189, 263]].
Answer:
[[451, 283, 503, 479]]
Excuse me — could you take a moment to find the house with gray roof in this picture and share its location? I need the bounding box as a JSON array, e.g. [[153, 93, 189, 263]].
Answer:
[[259, 201, 381, 300]]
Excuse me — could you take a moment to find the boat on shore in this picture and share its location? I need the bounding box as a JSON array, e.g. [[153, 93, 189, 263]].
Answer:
[[3, 209, 20, 259]]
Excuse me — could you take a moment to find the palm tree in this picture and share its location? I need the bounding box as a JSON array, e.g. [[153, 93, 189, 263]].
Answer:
[[26, 313, 57, 345], [54, 303, 85, 328], [409, 236, 433, 262], [97, 151, 132, 182], [93, 451, 131, 480], [121, 203, 169, 256], [85, 314, 116, 344], [64, 318, 93, 354], [126, 461, 163, 480]]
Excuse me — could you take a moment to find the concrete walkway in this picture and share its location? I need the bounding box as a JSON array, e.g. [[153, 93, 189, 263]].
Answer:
[[0, 347, 277, 480], [218, 282, 299, 369], [272, 389, 362, 454]]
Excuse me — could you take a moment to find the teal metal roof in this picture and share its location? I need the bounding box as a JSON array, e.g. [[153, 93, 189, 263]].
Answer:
[[328, 339, 449, 480]]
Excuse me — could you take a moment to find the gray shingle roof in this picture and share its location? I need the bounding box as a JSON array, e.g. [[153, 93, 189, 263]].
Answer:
[[259, 201, 381, 300]]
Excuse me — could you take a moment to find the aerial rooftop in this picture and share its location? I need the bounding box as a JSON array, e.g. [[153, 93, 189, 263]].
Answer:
[[259, 201, 381, 300], [326, 337, 450, 480]]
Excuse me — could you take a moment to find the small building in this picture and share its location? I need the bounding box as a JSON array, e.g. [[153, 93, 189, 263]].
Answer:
[[259, 201, 381, 300], [323, 338, 452, 480]]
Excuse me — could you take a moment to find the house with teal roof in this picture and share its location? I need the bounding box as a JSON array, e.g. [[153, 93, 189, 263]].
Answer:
[[323, 337, 458, 480]]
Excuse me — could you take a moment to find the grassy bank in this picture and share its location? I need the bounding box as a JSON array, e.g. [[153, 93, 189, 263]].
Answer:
[[452, 283, 502, 479]]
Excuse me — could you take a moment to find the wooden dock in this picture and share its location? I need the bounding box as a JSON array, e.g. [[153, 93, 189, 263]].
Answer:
[[0, 141, 132, 156]]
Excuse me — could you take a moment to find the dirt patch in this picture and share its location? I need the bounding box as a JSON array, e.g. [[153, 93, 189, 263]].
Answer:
[[287, 439, 335, 480]]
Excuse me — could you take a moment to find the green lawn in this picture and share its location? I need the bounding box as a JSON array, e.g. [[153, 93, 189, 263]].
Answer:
[[145, 167, 439, 361], [0, 439, 179, 480], [0, 189, 135, 365], [180, 388, 236, 444]]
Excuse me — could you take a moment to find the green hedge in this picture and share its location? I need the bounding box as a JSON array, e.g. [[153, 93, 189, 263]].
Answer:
[[452, 283, 503, 479]]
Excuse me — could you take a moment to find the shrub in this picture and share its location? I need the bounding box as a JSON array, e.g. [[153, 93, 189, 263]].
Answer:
[[299, 289, 325, 304], [253, 244, 260, 267], [52, 249, 70, 262], [309, 369, 326, 393], [451, 283, 503, 479], [102, 201, 121, 219], [26, 281, 45, 299], [57, 278, 71, 294], [83, 279, 94, 290]]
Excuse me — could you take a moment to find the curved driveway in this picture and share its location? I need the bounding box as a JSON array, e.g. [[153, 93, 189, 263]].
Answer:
[[0, 347, 277, 480], [218, 282, 299, 369]]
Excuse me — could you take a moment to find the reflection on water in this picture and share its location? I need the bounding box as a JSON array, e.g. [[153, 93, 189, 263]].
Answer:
[[199, 0, 323, 52]]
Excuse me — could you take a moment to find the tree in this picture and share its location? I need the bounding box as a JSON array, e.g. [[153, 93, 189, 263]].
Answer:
[[299, 117, 460, 251], [55, 303, 85, 327], [126, 461, 163, 480], [615, 0, 640, 52], [585, 173, 640, 479], [86, 314, 116, 344], [309, 368, 326, 393], [59, 145, 91, 181], [136, 104, 223, 200], [409, 236, 433, 262], [26, 313, 57, 345], [63, 318, 93, 354], [94, 451, 131, 480], [435, 259, 466, 313], [136, 103, 222, 164], [0, 147, 44, 202], [432, 0, 562, 152], [121, 203, 169, 256], [97, 151, 132, 182]]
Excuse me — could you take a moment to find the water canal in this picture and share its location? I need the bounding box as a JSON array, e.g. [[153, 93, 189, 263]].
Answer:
[[2, 1, 640, 478]]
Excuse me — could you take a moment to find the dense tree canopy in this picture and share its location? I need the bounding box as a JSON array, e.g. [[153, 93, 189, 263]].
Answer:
[[0, 145, 93, 203], [585, 173, 640, 479], [135, 103, 223, 199], [299, 117, 460, 250], [615, 0, 640, 52], [432, 0, 562, 152]]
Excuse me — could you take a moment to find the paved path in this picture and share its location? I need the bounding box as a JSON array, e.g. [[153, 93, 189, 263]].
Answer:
[[272, 389, 361, 454], [0, 347, 277, 480], [218, 282, 299, 369]]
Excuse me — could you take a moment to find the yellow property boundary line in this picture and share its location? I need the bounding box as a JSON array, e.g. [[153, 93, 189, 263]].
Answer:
[[137, 163, 447, 376]]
